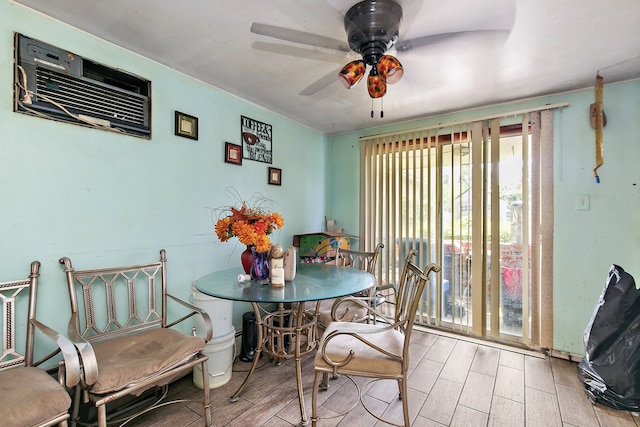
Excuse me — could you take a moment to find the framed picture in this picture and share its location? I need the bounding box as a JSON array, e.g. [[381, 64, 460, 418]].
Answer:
[[224, 142, 243, 165], [175, 111, 198, 140], [268, 167, 282, 186], [241, 115, 272, 164]]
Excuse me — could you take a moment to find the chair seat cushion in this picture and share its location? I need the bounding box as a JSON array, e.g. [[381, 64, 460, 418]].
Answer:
[[315, 321, 404, 377], [316, 299, 369, 328], [0, 366, 71, 426], [90, 328, 205, 394]]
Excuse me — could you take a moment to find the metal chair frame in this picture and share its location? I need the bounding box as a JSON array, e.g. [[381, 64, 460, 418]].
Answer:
[[312, 243, 384, 328], [0, 261, 81, 427], [311, 251, 440, 426], [59, 249, 213, 427]]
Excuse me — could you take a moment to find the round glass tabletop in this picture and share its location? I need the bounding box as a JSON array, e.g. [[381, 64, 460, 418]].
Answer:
[[194, 262, 375, 303]]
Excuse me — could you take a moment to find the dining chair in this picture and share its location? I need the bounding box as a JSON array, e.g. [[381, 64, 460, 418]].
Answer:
[[314, 243, 384, 329], [0, 261, 82, 427], [311, 250, 440, 427], [319, 243, 407, 387], [58, 249, 214, 427]]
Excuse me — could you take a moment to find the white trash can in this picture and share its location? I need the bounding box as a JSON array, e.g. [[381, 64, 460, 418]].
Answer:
[[190, 284, 235, 389], [190, 284, 234, 339], [192, 329, 235, 389]]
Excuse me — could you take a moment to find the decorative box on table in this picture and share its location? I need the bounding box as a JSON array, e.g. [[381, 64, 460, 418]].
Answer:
[[292, 232, 355, 262]]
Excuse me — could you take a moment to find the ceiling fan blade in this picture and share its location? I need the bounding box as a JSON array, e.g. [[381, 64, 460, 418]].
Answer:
[[250, 23, 350, 53], [395, 29, 510, 52], [252, 41, 352, 64], [299, 67, 342, 96]]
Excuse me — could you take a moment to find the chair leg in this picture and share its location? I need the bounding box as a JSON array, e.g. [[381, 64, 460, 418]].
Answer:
[[320, 372, 329, 390], [97, 404, 107, 427], [398, 378, 410, 427], [200, 359, 212, 427], [311, 370, 323, 427], [69, 385, 81, 427]]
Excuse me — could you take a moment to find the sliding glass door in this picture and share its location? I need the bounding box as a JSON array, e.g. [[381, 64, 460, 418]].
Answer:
[[360, 112, 555, 349]]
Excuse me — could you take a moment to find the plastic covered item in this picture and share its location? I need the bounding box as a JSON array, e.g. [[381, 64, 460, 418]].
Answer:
[[578, 264, 640, 410]]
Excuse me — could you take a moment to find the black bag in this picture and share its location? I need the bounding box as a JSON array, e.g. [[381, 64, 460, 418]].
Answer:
[[578, 265, 640, 410]]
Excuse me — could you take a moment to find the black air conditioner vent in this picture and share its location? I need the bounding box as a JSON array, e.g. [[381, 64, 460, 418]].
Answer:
[[14, 33, 151, 137], [35, 67, 148, 126]]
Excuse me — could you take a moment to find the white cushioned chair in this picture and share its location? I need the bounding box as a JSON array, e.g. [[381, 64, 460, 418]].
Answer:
[[58, 249, 213, 427], [314, 243, 384, 329], [311, 250, 440, 426]]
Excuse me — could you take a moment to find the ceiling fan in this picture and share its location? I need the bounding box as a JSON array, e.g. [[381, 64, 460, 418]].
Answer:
[[250, 0, 512, 116]]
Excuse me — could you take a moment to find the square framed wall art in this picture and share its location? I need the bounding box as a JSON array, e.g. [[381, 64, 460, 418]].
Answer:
[[224, 142, 242, 165], [268, 167, 282, 186], [175, 111, 198, 140]]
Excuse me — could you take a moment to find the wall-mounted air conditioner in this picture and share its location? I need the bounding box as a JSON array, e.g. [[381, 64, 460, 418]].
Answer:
[[14, 33, 151, 137]]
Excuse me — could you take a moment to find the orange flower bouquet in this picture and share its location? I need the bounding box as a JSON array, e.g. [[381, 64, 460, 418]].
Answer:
[[214, 192, 284, 253]]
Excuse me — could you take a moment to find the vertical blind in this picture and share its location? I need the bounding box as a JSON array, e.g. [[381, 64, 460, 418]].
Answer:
[[359, 106, 562, 349]]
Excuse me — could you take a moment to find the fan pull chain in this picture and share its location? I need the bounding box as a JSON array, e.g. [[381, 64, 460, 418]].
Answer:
[[370, 99, 385, 119], [381, 98, 384, 118]]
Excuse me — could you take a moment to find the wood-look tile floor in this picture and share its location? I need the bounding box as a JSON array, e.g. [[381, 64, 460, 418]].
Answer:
[[125, 329, 640, 427]]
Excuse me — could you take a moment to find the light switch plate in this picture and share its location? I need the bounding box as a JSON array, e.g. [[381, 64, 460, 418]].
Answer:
[[575, 194, 590, 210]]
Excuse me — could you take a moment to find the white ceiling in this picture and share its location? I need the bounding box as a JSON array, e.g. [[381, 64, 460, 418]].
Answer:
[[13, 0, 640, 135]]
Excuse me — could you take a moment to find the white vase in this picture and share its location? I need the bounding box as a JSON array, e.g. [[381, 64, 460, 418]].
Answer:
[[283, 246, 297, 281]]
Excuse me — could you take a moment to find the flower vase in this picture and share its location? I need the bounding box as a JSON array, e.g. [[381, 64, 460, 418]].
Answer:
[[250, 246, 270, 284], [240, 246, 253, 274]]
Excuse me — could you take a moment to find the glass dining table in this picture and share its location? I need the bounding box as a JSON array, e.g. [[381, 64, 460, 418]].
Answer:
[[194, 262, 376, 426]]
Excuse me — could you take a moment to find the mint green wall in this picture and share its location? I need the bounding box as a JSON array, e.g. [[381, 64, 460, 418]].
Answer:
[[328, 80, 640, 356], [4, 0, 639, 360], [0, 1, 329, 346]]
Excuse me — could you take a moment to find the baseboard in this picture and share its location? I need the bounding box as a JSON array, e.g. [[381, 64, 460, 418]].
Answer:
[[413, 324, 546, 359]]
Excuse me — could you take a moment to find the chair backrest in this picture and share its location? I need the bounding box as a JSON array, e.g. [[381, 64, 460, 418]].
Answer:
[[59, 250, 169, 344], [0, 261, 40, 370], [335, 243, 384, 297], [394, 250, 440, 353], [335, 243, 383, 274]]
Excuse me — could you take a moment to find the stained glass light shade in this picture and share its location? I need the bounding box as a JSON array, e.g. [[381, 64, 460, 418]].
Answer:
[[367, 68, 387, 98], [377, 55, 404, 84], [338, 60, 366, 89]]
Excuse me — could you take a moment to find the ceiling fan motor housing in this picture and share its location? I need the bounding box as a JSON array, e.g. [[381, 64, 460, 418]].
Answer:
[[344, 0, 403, 66]]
